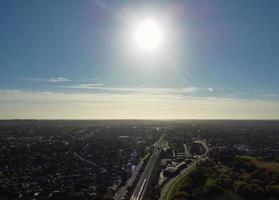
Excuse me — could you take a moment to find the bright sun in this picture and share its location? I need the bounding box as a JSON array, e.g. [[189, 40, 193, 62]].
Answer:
[[134, 17, 163, 52]]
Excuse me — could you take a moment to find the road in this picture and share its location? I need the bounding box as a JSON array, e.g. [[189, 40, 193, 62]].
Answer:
[[130, 133, 165, 200], [159, 161, 197, 200], [159, 140, 209, 200], [73, 152, 97, 167], [114, 153, 149, 200], [195, 140, 209, 156], [183, 144, 190, 159]]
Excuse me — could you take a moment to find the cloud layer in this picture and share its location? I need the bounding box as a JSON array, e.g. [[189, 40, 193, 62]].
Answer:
[[1, 89, 279, 119]]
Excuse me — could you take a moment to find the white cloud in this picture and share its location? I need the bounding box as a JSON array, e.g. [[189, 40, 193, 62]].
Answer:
[[79, 77, 101, 83], [1, 89, 279, 119], [208, 87, 215, 92], [48, 77, 71, 82], [22, 78, 45, 82], [22, 77, 71, 83], [78, 83, 105, 87], [262, 93, 279, 97], [66, 84, 197, 95]]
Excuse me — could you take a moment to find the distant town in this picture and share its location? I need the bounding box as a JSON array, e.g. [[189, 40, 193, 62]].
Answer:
[[0, 120, 278, 200]]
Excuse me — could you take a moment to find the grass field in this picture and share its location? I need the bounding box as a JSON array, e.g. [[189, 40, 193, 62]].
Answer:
[[205, 178, 217, 187], [237, 155, 279, 173], [165, 163, 196, 200], [165, 160, 248, 200], [266, 184, 279, 192], [208, 190, 245, 200], [250, 159, 279, 172]]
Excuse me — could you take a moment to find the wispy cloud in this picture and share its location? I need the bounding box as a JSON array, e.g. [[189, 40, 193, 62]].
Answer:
[[78, 83, 105, 87], [48, 77, 71, 82], [22, 78, 45, 82], [81, 77, 100, 82], [262, 93, 279, 98], [22, 77, 71, 83], [65, 84, 198, 95]]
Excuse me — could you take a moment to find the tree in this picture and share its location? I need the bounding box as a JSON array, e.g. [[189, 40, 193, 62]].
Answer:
[[173, 191, 188, 200], [68, 192, 88, 200]]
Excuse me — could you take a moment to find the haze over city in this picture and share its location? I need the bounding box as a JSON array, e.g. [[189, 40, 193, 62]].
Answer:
[[1, 0, 279, 119]]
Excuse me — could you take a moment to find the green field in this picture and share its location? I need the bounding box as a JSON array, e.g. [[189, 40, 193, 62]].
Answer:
[[208, 190, 245, 200], [237, 155, 279, 172], [205, 178, 217, 187], [165, 163, 196, 200]]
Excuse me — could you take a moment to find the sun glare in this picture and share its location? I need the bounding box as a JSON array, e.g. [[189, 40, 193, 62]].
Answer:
[[134, 17, 163, 52]]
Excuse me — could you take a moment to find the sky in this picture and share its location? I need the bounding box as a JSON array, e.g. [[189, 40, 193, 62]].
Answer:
[[1, 0, 279, 119]]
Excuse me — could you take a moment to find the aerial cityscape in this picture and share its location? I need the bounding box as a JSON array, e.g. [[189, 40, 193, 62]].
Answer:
[[0, 120, 279, 200], [1, 0, 279, 200]]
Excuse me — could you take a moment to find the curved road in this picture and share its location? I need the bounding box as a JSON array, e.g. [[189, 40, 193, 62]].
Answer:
[[159, 140, 209, 200]]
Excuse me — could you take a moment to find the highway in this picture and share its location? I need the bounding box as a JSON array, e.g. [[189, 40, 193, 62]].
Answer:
[[130, 133, 165, 200], [114, 153, 150, 200]]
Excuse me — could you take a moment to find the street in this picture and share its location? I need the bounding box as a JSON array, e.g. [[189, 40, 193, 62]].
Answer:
[[130, 133, 165, 200]]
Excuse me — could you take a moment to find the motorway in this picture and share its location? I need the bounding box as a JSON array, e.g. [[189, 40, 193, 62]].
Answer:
[[130, 133, 165, 200], [114, 153, 150, 200]]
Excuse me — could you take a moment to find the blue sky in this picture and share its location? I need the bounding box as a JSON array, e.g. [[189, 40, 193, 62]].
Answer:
[[1, 0, 279, 119]]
